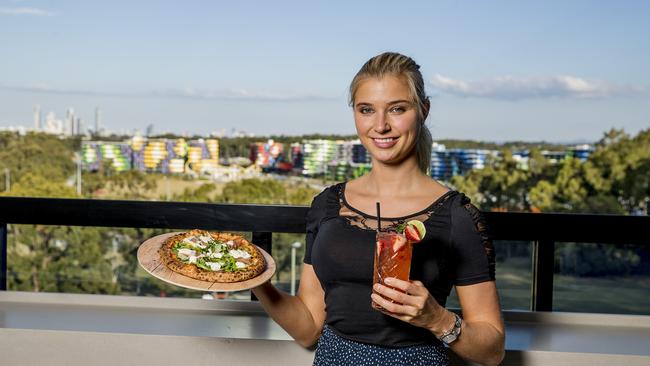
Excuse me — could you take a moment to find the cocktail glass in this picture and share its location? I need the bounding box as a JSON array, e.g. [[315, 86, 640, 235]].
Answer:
[[372, 229, 413, 310]]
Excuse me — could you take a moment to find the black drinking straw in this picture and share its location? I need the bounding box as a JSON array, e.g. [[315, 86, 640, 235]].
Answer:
[[376, 202, 381, 232]]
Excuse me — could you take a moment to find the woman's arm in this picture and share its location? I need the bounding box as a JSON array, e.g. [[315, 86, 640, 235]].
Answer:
[[251, 263, 326, 348], [445, 281, 504, 366], [372, 279, 505, 366]]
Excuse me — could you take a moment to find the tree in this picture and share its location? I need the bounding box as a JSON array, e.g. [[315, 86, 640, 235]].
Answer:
[[450, 149, 530, 211], [172, 183, 218, 202], [8, 225, 120, 294], [219, 178, 289, 204]]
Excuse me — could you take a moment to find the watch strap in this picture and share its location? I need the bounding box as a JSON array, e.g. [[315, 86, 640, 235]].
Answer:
[[439, 312, 462, 345]]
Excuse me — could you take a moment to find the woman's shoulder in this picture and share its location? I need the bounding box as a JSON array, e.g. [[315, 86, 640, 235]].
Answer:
[[447, 192, 492, 242], [310, 182, 344, 207], [306, 183, 344, 224], [445, 191, 479, 219]]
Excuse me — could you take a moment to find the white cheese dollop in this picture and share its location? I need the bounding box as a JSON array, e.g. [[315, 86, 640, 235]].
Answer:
[[228, 249, 251, 259], [188, 256, 198, 264], [183, 238, 206, 249], [235, 262, 247, 269], [199, 235, 213, 243], [209, 262, 222, 271], [177, 248, 196, 259], [210, 252, 224, 259]]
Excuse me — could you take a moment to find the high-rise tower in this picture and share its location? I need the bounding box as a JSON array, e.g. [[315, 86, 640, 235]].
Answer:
[[94, 107, 101, 135], [76, 117, 83, 136], [66, 108, 75, 135], [33, 105, 41, 130]]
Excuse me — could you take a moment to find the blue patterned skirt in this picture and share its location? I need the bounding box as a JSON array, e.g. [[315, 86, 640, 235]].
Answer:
[[313, 326, 449, 366]]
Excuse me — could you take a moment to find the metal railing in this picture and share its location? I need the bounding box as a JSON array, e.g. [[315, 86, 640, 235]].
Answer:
[[0, 196, 648, 311]]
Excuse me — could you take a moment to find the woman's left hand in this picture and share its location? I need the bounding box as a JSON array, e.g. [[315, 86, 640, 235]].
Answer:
[[371, 277, 452, 334]]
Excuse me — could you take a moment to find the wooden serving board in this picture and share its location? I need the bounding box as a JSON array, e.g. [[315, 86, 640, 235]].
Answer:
[[137, 232, 276, 292]]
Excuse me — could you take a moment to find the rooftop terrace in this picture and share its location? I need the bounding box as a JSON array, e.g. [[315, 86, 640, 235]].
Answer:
[[1, 197, 649, 365]]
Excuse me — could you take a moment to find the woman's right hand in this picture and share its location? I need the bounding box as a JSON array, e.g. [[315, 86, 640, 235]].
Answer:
[[251, 263, 326, 348]]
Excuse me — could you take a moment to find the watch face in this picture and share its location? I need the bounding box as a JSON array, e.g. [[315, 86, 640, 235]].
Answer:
[[441, 333, 457, 345], [441, 314, 462, 345]]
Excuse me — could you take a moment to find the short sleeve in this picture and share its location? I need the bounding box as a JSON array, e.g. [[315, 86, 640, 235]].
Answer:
[[303, 188, 330, 264], [450, 194, 496, 286]]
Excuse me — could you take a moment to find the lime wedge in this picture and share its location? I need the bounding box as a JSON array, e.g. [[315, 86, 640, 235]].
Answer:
[[407, 220, 426, 240]]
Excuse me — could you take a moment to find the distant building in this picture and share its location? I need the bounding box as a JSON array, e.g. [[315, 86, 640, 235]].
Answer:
[[429, 143, 495, 180], [301, 139, 337, 176], [82, 137, 220, 175], [44, 112, 63, 135], [33, 105, 41, 131], [569, 144, 594, 162], [66, 108, 75, 136], [94, 107, 101, 135], [76, 118, 83, 136]]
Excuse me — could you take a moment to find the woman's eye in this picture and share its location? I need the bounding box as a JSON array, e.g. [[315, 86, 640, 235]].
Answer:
[[359, 107, 373, 114], [390, 106, 405, 113]]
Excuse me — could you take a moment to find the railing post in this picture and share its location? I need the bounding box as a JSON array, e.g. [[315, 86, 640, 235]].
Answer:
[[252, 232, 273, 256], [251, 232, 272, 301], [531, 239, 555, 311], [1, 223, 7, 291]]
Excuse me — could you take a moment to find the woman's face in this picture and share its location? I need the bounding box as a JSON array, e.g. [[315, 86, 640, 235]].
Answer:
[[353, 75, 420, 167]]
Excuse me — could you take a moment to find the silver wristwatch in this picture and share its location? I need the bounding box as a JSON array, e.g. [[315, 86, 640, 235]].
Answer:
[[439, 312, 462, 345]]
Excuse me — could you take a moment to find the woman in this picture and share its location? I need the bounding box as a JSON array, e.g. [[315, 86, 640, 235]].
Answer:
[[252, 52, 505, 366]]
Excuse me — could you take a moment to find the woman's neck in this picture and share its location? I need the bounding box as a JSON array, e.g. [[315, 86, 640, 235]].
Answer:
[[363, 156, 427, 197]]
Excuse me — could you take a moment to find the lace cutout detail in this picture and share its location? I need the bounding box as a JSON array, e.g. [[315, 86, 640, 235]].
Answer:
[[462, 201, 496, 280], [337, 184, 455, 231]]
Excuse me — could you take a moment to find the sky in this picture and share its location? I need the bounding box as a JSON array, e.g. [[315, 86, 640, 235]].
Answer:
[[1, 0, 649, 142]]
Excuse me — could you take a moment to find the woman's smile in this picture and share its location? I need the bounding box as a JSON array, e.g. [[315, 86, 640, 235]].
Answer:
[[372, 136, 400, 148]]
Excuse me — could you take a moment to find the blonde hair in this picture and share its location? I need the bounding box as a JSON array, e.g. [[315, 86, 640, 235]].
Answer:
[[349, 52, 432, 174]]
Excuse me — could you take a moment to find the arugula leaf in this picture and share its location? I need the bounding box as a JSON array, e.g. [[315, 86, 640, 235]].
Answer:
[[221, 255, 239, 272], [195, 258, 211, 271], [395, 222, 407, 234], [207, 241, 225, 254]]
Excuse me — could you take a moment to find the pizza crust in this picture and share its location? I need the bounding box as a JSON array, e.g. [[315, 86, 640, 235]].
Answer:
[[158, 229, 267, 283]]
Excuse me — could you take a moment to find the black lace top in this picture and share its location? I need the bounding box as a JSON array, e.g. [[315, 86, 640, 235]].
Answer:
[[303, 182, 495, 347]]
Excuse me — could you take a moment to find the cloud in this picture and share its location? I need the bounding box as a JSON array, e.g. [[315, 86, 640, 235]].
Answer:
[[429, 74, 644, 100], [153, 87, 336, 102], [1, 83, 123, 97], [0, 83, 336, 102], [0, 7, 56, 16]]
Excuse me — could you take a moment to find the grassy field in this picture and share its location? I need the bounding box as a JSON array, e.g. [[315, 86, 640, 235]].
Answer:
[[446, 262, 650, 315]]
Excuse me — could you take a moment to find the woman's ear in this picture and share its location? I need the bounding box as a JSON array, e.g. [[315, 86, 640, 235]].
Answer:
[[422, 99, 431, 121]]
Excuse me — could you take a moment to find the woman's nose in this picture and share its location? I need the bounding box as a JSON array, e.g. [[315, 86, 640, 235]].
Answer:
[[373, 113, 390, 133]]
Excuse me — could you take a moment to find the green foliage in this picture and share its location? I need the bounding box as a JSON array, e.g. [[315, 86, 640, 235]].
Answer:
[[217, 178, 317, 205], [82, 162, 158, 199], [5, 172, 77, 198], [0, 132, 76, 196], [451, 149, 530, 211], [219, 178, 289, 204], [172, 183, 218, 202], [8, 225, 119, 294], [450, 128, 650, 215], [2, 129, 649, 298], [436, 139, 566, 151], [557, 243, 642, 277], [0, 132, 76, 183]]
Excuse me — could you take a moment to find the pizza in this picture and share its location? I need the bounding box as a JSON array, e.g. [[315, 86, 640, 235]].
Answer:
[[158, 229, 266, 283]]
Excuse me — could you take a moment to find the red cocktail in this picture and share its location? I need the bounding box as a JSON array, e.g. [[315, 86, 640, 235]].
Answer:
[[372, 230, 413, 309]]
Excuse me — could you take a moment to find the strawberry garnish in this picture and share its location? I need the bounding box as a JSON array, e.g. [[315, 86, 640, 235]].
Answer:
[[392, 235, 408, 252], [404, 225, 422, 242]]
